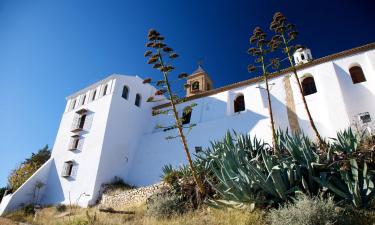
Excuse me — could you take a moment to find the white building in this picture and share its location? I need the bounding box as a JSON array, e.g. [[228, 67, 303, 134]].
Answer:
[[1, 43, 375, 214]]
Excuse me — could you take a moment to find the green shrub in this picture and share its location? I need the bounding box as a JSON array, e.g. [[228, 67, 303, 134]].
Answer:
[[23, 204, 35, 215], [146, 192, 188, 218], [315, 159, 375, 208], [268, 195, 339, 225], [55, 203, 67, 213], [8, 145, 51, 192], [200, 131, 307, 208], [339, 207, 375, 225], [106, 176, 134, 191], [199, 128, 375, 209], [0, 187, 7, 202]]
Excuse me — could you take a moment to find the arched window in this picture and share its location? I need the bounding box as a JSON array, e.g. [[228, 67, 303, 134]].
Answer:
[[182, 107, 192, 125], [349, 66, 366, 84], [92, 90, 97, 101], [135, 94, 141, 107], [302, 77, 317, 96], [122, 86, 129, 99], [103, 84, 108, 96], [301, 54, 305, 60], [192, 81, 200, 91], [234, 95, 245, 113]]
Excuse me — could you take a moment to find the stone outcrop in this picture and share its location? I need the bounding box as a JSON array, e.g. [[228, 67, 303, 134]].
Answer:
[[98, 182, 168, 209]]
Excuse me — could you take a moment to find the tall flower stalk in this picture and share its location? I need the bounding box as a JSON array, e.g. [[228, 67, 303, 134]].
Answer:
[[269, 12, 324, 147], [248, 27, 280, 153], [143, 29, 205, 194]]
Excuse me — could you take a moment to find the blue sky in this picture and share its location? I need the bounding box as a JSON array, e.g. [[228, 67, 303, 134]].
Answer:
[[0, 0, 374, 187]]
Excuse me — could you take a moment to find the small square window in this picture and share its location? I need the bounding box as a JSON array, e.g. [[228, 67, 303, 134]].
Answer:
[[62, 161, 74, 177], [69, 135, 81, 151], [359, 112, 371, 124]]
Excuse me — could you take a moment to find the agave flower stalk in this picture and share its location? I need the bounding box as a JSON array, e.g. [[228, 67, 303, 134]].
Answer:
[[248, 27, 279, 154], [270, 12, 324, 148], [143, 29, 205, 194]]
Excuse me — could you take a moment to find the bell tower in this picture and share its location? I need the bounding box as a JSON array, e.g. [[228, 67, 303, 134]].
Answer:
[[186, 66, 214, 97], [293, 47, 313, 65]]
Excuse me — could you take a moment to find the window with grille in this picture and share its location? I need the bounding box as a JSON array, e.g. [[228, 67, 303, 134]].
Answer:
[[359, 112, 371, 124], [71, 109, 88, 132], [62, 161, 74, 177], [68, 135, 83, 151]]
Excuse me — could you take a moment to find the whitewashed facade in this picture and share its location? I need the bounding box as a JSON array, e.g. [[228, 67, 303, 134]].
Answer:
[[1, 43, 375, 214]]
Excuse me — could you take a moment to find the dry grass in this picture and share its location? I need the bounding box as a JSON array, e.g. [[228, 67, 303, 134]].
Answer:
[[3, 203, 266, 225], [3, 203, 375, 225], [0, 217, 17, 225]]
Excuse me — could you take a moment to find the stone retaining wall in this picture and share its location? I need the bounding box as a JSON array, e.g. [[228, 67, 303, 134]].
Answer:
[[98, 182, 168, 209]]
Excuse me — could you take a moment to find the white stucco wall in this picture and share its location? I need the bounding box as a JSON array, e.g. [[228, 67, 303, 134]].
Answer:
[[41, 77, 117, 207], [0, 159, 53, 215], [1, 46, 374, 214], [127, 48, 375, 186]]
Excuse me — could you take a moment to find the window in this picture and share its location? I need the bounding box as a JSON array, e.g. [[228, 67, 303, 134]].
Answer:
[[69, 135, 80, 150], [301, 54, 305, 60], [192, 81, 200, 91], [78, 114, 86, 129], [103, 85, 108, 96], [349, 66, 366, 84], [234, 95, 245, 113], [92, 90, 97, 101], [302, 77, 317, 96], [182, 107, 192, 125], [62, 161, 74, 177], [122, 86, 129, 99], [71, 99, 77, 110], [71, 109, 88, 132], [359, 112, 371, 124], [81, 95, 86, 105], [135, 94, 141, 107]]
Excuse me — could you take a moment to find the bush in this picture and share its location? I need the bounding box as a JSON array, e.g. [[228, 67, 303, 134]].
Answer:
[[55, 203, 67, 213], [339, 207, 375, 225], [8, 145, 51, 192], [0, 187, 7, 202], [146, 192, 188, 218], [23, 204, 35, 215], [268, 195, 339, 225], [105, 176, 134, 191]]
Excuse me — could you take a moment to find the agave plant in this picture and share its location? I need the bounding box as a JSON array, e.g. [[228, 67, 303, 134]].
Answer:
[[277, 129, 323, 194], [330, 128, 361, 154], [200, 131, 305, 208], [315, 159, 375, 208]]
